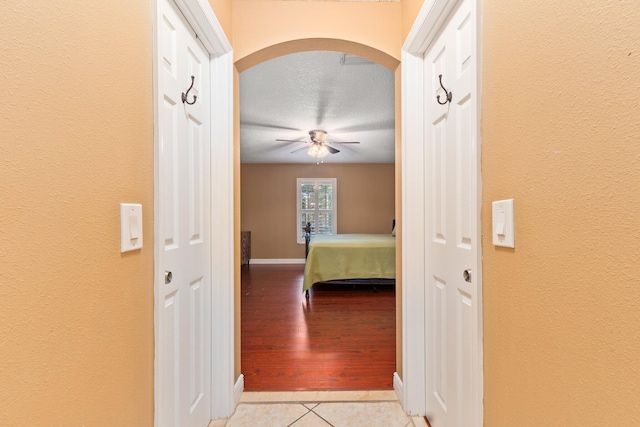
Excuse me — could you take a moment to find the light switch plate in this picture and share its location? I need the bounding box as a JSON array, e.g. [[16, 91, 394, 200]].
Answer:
[[120, 203, 143, 252], [492, 199, 514, 248]]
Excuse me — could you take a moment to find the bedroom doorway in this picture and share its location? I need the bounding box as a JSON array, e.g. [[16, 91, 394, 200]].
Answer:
[[238, 46, 398, 392]]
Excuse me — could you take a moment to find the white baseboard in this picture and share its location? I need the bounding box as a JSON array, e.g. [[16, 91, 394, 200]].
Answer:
[[234, 374, 244, 406], [393, 372, 404, 404], [250, 259, 306, 265]]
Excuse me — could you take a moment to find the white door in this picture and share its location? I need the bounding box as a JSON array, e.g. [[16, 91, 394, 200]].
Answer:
[[423, 0, 479, 425], [157, 0, 212, 425]]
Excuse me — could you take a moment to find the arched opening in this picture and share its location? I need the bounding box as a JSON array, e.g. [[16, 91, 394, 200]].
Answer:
[[235, 39, 400, 73], [236, 38, 401, 392]]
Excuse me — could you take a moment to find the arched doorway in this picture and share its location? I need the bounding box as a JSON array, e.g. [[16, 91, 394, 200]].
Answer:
[[235, 39, 402, 392]]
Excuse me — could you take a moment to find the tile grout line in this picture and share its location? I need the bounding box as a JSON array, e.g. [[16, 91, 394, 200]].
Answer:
[[285, 404, 312, 427], [227, 400, 414, 427], [308, 405, 335, 427]]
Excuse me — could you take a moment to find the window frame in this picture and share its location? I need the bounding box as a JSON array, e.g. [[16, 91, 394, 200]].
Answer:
[[296, 178, 337, 244]]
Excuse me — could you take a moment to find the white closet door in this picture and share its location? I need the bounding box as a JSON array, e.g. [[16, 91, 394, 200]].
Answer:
[[157, 0, 212, 425], [424, 0, 479, 425]]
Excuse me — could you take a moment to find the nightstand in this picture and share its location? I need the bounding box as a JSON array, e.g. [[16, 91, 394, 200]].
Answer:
[[241, 231, 251, 266]]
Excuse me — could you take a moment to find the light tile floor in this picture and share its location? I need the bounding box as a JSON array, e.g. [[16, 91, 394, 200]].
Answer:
[[208, 391, 428, 427]]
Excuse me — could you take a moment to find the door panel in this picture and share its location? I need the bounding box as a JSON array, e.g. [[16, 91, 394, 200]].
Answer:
[[158, 0, 211, 425], [189, 277, 204, 410], [187, 116, 203, 243], [424, 0, 478, 425], [426, 13, 452, 423], [162, 96, 180, 250], [455, 95, 473, 249], [162, 291, 180, 426], [456, 290, 474, 427], [433, 117, 447, 243], [432, 276, 448, 411]]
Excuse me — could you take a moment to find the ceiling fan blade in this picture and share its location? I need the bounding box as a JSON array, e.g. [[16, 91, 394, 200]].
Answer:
[[329, 141, 360, 144], [265, 141, 298, 152], [276, 139, 307, 143], [332, 119, 395, 133], [326, 145, 340, 154], [290, 146, 309, 154]]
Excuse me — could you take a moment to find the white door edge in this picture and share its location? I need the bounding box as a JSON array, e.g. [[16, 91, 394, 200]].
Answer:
[[153, 0, 235, 424], [209, 51, 236, 420], [401, 0, 483, 422], [400, 48, 427, 416]]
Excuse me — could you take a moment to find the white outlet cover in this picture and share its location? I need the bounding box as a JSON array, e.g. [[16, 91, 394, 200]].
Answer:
[[120, 203, 143, 252], [492, 199, 514, 248]]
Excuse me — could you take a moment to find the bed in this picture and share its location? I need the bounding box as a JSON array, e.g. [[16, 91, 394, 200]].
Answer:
[[302, 223, 396, 296]]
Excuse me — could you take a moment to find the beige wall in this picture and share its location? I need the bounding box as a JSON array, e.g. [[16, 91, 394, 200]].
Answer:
[[400, 0, 424, 42], [0, 1, 155, 424], [7, 0, 635, 424], [399, 0, 640, 423], [232, 0, 402, 64], [241, 164, 395, 259], [2, 0, 402, 424], [481, 0, 640, 425], [207, 0, 233, 43]]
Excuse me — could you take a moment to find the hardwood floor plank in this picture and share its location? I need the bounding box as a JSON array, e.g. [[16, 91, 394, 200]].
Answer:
[[241, 264, 396, 391]]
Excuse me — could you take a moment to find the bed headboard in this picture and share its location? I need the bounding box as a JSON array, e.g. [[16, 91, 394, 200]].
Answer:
[[304, 222, 312, 258]]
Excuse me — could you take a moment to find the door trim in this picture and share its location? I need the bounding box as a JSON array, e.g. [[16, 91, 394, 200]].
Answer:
[[401, 0, 483, 421], [153, 0, 234, 423]]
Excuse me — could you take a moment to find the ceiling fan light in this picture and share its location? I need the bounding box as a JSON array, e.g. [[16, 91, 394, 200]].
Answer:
[[308, 144, 329, 158], [318, 145, 329, 157], [307, 145, 319, 157]]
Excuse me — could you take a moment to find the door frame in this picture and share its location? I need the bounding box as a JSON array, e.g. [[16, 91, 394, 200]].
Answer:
[[400, 0, 483, 421], [152, 0, 235, 423]]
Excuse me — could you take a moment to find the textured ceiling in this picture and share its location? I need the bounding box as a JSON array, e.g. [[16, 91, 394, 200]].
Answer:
[[239, 51, 395, 164]]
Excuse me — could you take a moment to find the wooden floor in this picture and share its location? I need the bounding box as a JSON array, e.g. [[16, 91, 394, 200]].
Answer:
[[241, 264, 396, 391]]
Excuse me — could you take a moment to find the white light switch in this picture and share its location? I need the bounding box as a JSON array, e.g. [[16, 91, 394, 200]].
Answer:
[[492, 199, 514, 248], [495, 211, 506, 236], [120, 203, 143, 252]]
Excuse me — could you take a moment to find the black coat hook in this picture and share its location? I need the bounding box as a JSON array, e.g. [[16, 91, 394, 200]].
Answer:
[[436, 74, 452, 105], [181, 76, 197, 105]]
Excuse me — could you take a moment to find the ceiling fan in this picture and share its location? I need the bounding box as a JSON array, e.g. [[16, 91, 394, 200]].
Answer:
[[277, 130, 360, 163]]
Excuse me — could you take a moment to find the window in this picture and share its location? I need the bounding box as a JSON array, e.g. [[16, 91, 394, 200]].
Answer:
[[296, 178, 337, 243]]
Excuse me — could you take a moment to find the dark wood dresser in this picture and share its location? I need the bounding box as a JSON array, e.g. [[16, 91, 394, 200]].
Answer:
[[240, 231, 251, 266]]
